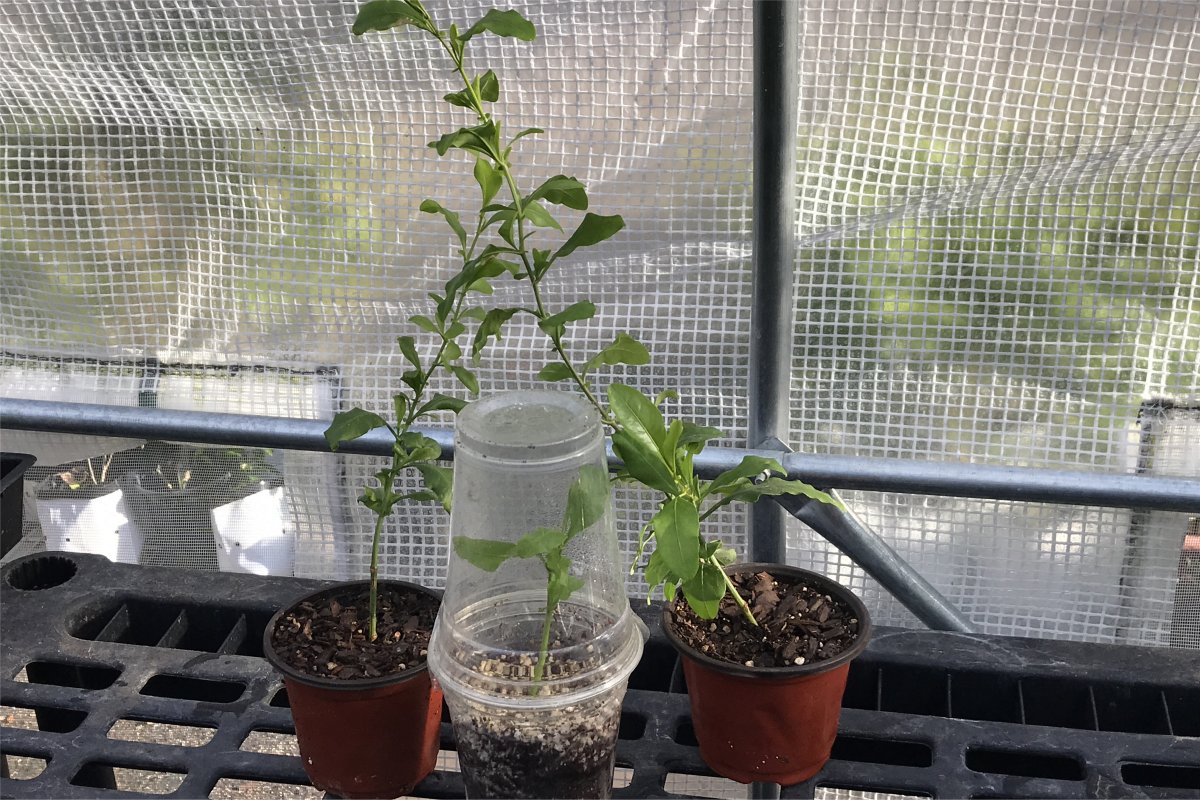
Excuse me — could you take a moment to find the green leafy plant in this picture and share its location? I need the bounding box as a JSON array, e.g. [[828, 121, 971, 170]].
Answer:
[[345, 0, 630, 666], [452, 464, 609, 683], [347, 0, 843, 657]]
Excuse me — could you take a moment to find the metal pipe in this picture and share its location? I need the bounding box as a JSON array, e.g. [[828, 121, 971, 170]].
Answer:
[[776, 491, 976, 632], [748, 0, 800, 565], [4, 398, 1200, 512]]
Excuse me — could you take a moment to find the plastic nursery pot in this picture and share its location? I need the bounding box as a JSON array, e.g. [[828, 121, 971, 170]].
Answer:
[[262, 580, 443, 799], [35, 473, 144, 564], [210, 478, 293, 575], [428, 391, 644, 799], [0, 452, 35, 557], [662, 563, 872, 786]]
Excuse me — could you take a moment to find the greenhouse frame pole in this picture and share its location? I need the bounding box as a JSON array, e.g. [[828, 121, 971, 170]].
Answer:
[[747, 0, 976, 641], [748, 0, 799, 568]]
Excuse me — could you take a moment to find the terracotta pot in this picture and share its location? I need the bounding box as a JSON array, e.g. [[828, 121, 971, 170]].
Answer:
[[662, 563, 871, 786], [262, 580, 443, 799]]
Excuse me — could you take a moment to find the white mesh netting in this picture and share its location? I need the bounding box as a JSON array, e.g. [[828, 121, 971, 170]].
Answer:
[[1, 0, 1197, 649]]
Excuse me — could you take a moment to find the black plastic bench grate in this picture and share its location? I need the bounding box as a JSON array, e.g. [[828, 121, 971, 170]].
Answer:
[[3, 553, 1198, 799]]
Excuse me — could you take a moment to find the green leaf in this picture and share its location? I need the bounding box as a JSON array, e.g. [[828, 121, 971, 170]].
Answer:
[[440, 340, 462, 363], [396, 432, 442, 463], [544, 551, 584, 608], [477, 70, 500, 102], [416, 393, 466, 415], [554, 213, 625, 261], [393, 394, 409, 424], [509, 127, 544, 147], [531, 248, 553, 280], [472, 307, 520, 358], [514, 527, 567, 558], [608, 383, 667, 449], [410, 315, 439, 334], [712, 545, 737, 566], [536, 362, 575, 382], [682, 561, 727, 619], [396, 335, 421, 369], [653, 388, 679, 407], [563, 465, 610, 537], [474, 159, 502, 206], [414, 463, 453, 512], [538, 301, 595, 337], [661, 420, 683, 461], [527, 175, 588, 210], [352, 0, 425, 35], [452, 365, 480, 395], [522, 200, 561, 231], [677, 422, 724, 454], [324, 408, 387, 450], [443, 89, 473, 109], [419, 199, 467, 248], [429, 121, 500, 159], [461, 9, 536, 42], [453, 537, 515, 571], [651, 497, 700, 582], [704, 455, 785, 496], [644, 548, 673, 592], [718, 476, 845, 510], [583, 333, 650, 375], [609, 385, 676, 494]]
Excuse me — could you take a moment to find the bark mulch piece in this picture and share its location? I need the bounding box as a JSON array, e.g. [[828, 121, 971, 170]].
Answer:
[[270, 585, 437, 680], [668, 569, 861, 668]]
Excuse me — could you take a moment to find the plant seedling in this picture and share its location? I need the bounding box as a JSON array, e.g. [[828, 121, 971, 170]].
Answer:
[[453, 464, 609, 686]]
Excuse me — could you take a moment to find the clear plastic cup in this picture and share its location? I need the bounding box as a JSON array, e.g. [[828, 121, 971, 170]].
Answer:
[[429, 391, 643, 799]]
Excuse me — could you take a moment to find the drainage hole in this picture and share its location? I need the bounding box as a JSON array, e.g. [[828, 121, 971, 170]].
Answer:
[[108, 719, 215, 747], [240, 730, 299, 756], [6, 556, 77, 590], [663, 771, 744, 799], [22, 660, 121, 691], [831, 735, 932, 767], [1, 703, 87, 733], [965, 747, 1084, 781], [817, 787, 929, 800], [1122, 762, 1200, 790], [140, 674, 244, 704], [618, 712, 646, 740], [2, 754, 48, 780], [210, 779, 322, 799], [70, 763, 186, 794]]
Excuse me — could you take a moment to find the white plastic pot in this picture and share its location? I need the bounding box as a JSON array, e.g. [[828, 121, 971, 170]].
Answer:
[[210, 484, 293, 576], [36, 486, 144, 564]]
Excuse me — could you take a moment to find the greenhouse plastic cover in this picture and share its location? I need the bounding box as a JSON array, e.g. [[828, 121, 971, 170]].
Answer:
[[1, 0, 1197, 648]]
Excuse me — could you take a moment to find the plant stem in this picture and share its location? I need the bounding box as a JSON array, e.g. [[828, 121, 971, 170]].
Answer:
[[714, 555, 759, 626], [368, 511, 387, 641], [532, 580, 555, 690]]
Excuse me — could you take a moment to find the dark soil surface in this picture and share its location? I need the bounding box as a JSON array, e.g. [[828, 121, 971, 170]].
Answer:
[[456, 711, 618, 800], [668, 569, 861, 668], [270, 585, 437, 680]]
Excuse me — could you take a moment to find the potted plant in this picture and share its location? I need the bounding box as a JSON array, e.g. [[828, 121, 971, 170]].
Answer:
[[123, 442, 282, 572], [429, 392, 643, 800], [340, 0, 872, 790], [259, 260, 466, 793], [34, 453, 144, 564], [345, 1, 646, 795]]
